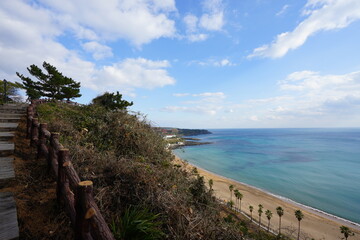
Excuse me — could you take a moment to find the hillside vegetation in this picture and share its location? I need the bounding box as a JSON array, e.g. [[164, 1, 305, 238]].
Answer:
[[36, 102, 278, 240]]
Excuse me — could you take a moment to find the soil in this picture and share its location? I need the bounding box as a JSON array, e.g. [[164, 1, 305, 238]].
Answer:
[[0, 117, 73, 239]]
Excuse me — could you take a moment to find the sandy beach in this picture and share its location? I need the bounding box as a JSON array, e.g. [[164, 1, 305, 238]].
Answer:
[[173, 155, 360, 240]]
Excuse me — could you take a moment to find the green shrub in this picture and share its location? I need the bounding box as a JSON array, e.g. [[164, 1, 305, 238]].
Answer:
[[110, 206, 164, 240]]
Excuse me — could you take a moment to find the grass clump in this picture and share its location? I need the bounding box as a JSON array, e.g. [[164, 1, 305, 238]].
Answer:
[[110, 206, 164, 240]]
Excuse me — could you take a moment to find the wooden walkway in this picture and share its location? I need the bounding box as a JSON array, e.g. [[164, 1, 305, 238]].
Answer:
[[0, 104, 27, 240]]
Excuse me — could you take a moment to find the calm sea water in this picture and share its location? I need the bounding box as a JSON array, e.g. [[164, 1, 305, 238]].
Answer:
[[174, 128, 360, 224]]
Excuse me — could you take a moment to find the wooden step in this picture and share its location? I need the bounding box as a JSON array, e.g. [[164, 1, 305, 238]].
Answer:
[[0, 192, 19, 240], [0, 142, 14, 157], [0, 123, 18, 132], [0, 157, 15, 181], [0, 133, 14, 141], [0, 117, 21, 123]]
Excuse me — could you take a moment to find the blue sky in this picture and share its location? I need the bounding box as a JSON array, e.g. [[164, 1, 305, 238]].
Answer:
[[1, 0, 360, 128]]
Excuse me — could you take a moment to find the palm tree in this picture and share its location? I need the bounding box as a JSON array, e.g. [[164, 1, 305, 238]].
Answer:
[[249, 205, 254, 221], [265, 210, 273, 232], [258, 204, 264, 227], [228, 200, 234, 210], [238, 191, 243, 212], [276, 206, 284, 235], [229, 184, 234, 202], [234, 189, 239, 211], [208, 179, 213, 191], [294, 210, 304, 240], [340, 226, 355, 240]]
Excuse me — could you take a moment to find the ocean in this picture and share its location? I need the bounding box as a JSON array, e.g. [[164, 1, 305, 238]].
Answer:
[[173, 128, 360, 224]]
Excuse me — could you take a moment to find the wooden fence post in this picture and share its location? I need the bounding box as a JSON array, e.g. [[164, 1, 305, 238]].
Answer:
[[57, 149, 69, 206], [31, 118, 39, 147], [63, 161, 78, 225], [37, 123, 49, 160], [26, 105, 34, 138], [76, 181, 95, 240], [48, 132, 60, 176]]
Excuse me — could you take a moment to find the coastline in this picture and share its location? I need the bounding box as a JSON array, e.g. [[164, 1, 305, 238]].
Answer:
[[173, 154, 360, 239]]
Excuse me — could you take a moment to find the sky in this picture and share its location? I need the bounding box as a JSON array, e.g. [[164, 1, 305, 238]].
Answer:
[[1, 0, 360, 128]]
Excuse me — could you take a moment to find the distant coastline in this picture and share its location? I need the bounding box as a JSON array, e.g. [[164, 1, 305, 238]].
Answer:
[[177, 128, 212, 136], [156, 127, 212, 149]]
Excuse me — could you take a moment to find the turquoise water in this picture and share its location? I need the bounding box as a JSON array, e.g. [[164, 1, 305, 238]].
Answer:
[[174, 128, 360, 224]]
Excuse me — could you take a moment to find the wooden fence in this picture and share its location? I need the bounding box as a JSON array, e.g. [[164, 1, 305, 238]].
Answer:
[[27, 99, 115, 240]]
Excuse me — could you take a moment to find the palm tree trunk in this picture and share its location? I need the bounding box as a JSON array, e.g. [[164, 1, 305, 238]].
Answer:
[[240, 200, 242, 212], [279, 217, 282, 235], [267, 220, 270, 232], [250, 213, 252, 222], [297, 220, 301, 240], [259, 216, 261, 227]]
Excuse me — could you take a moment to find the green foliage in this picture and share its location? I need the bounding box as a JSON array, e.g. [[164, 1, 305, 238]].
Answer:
[[265, 210, 272, 220], [258, 204, 264, 216], [189, 175, 211, 206], [276, 206, 284, 217], [294, 210, 304, 221], [110, 206, 164, 240], [16, 61, 81, 100], [223, 214, 235, 223], [92, 91, 133, 111], [0, 79, 23, 103], [227, 200, 234, 209], [340, 225, 355, 239], [208, 179, 213, 191]]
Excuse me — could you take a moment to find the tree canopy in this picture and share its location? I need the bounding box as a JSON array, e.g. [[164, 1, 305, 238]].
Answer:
[[16, 61, 81, 100], [92, 91, 133, 111]]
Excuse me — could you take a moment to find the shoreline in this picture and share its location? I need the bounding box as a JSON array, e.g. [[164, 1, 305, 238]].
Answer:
[[173, 154, 360, 239]]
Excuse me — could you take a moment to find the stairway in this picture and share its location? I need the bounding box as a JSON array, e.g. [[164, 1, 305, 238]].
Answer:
[[0, 103, 27, 240]]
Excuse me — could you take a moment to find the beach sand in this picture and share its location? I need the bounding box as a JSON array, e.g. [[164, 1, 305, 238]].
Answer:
[[173, 155, 360, 240]]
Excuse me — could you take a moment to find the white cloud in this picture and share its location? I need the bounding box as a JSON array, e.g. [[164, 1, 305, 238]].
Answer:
[[199, 0, 224, 31], [247, 96, 293, 104], [187, 33, 209, 42], [182, 0, 224, 42], [162, 106, 218, 115], [39, 0, 177, 46], [279, 70, 359, 91], [93, 58, 175, 95], [249, 0, 360, 58], [0, 0, 95, 84], [216, 59, 234, 66], [82, 41, 113, 60], [0, 0, 176, 99], [276, 4, 289, 16], [173, 93, 190, 97], [164, 91, 226, 116], [190, 58, 235, 66], [238, 69, 360, 127], [184, 14, 198, 33], [200, 12, 224, 31], [250, 115, 259, 121], [193, 92, 225, 98]]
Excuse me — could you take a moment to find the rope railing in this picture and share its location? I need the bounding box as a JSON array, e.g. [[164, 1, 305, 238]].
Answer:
[[27, 99, 115, 240]]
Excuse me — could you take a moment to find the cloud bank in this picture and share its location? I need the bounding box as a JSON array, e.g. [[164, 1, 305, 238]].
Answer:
[[249, 0, 360, 58]]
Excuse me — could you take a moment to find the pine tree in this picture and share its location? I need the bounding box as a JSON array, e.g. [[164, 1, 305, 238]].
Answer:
[[17, 61, 81, 100], [92, 91, 133, 111]]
